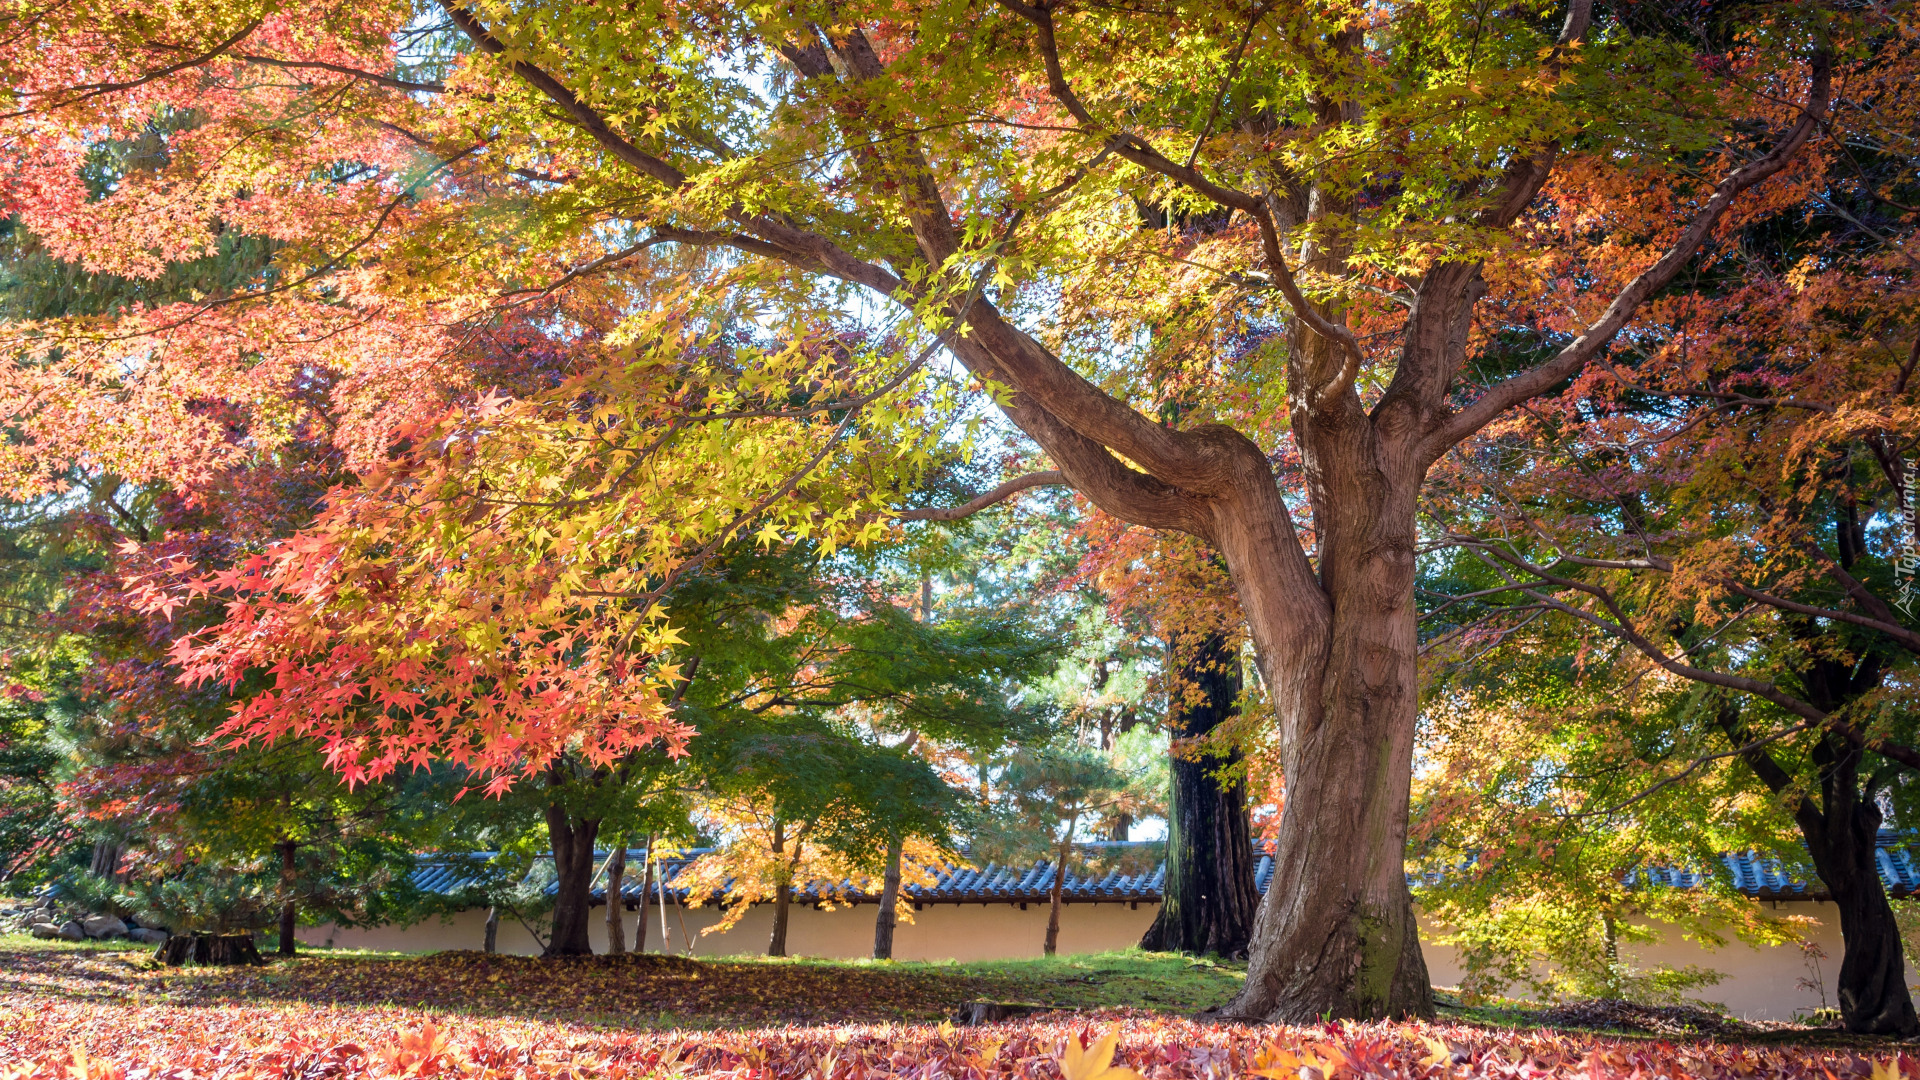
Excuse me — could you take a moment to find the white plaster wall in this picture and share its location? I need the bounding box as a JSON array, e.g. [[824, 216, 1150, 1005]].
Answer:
[[301, 900, 1161, 962], [1420, 901, 1872, 1021], [303, 899, 1885, 1022]]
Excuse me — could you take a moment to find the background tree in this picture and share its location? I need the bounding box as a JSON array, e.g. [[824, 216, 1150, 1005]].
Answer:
[[1412, 616, 1811, 1005], [1418, 42, 1920, 1026], [668, 539, 1059, 957], [998, 742, 1154, 956]]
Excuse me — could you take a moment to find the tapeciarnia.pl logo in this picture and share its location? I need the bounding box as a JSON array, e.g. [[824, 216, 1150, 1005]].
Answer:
[[1900, 458, 1920, 618]]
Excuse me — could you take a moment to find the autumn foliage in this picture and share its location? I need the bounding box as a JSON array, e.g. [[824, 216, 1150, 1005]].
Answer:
[[7, 992, 1920, 1080]]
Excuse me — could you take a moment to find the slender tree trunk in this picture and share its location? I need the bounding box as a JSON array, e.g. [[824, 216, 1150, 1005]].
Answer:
[[605, 843, 627, 956], [768, 819, 792, 957], [277, 840, 298, 957], [543, 802, 601, 957], [658, 846, 673, 950], [1044, 821, 1074, 957], [872, 834, 905, 960], [1141, 633, 1258, 958], [633, 836, 653, 954], [484, 906, 499, 954]]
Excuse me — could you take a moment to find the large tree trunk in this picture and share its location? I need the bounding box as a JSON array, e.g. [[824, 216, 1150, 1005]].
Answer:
[[89, 838, 125, 881], [543, 802, 600, 957], [1200, 266, 1442, 1022], [484, 906, 499, 953], [277, 840, 298, 957], [1140, 633, 1258, 958], [605, 843, 627, 955], [1217, 491, 1433, 1023], [1799, 741, 1918, 1035], [872, 834, 904, 960], [1723, 675, 1919, 1036]]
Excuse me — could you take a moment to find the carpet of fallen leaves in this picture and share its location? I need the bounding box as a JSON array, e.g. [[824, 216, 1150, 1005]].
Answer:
[[3, 944, 1915, 1080], [0, 946, 997, 1026]]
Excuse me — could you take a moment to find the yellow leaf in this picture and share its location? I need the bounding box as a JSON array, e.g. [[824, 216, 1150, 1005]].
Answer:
[[1059, 1030, 1142, 1080], [1872, 1059, 1903, 1080]]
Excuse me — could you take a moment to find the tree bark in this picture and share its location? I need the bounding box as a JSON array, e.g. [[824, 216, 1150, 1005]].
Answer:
[[633, 836, 653, 954], [1797, 741, 1917, 1035], [768, 819, 792, 957], [1819, 813, 1915, 1035], [1141, 633, 1259, 958], [873, 834, 904, 959], [484, 906, 499, 954], [543, 801, 601, 957], [89, 838, 125, 881], [277, 840, 298, 957], [1044, 823, 1074, 957], [1722, 693, 1919, 1034], [605, 843, 627, 955], [157, 933, 262, 966]]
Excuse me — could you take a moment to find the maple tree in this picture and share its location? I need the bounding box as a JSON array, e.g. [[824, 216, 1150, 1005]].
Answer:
[[1415, 28, 1920, 1030], [665, 538, 1059, 957], [1410, 615, 1813, 1005], [0, 0, 1870, 1022], [0, 130, 462, 945]]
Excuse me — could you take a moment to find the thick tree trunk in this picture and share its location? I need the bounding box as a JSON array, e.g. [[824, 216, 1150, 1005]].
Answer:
[[1202, 296, 1437, 1022], [89, 838, 125, 881], [484, 906, 499, 954], [157, 933, 262, 966], [1044, 829, 1071, 957], [1724, 691, 1919, 1036], [544, 802, 601, 957], [1140, 633, 1258, 958], [1798, 744, 1918, 1035], [873, 834, 904, 959], [277, 841, 297, 957]]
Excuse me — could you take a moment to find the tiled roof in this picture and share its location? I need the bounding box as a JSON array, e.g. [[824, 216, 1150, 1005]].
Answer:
[[607, 842, 1181, 907], [406, 833, 1920, 908]]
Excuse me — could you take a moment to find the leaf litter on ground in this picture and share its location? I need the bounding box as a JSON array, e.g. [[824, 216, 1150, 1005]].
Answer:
[[2, 944, 1913, 1080]]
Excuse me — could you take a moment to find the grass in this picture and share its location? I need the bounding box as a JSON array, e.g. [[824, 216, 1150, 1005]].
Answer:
[[947, 950, 1245, 1013], [0, 935, 152, 954]]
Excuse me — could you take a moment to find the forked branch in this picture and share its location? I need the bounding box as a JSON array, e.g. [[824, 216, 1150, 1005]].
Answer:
[[1427, 48, 1832, 460]]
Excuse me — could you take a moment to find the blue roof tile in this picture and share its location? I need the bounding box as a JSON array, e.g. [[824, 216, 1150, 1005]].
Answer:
[[404, 833, 1919, 908]]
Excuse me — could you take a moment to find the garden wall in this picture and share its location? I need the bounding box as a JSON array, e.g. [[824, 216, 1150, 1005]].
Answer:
[[301, 899, 1861, 1021]]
